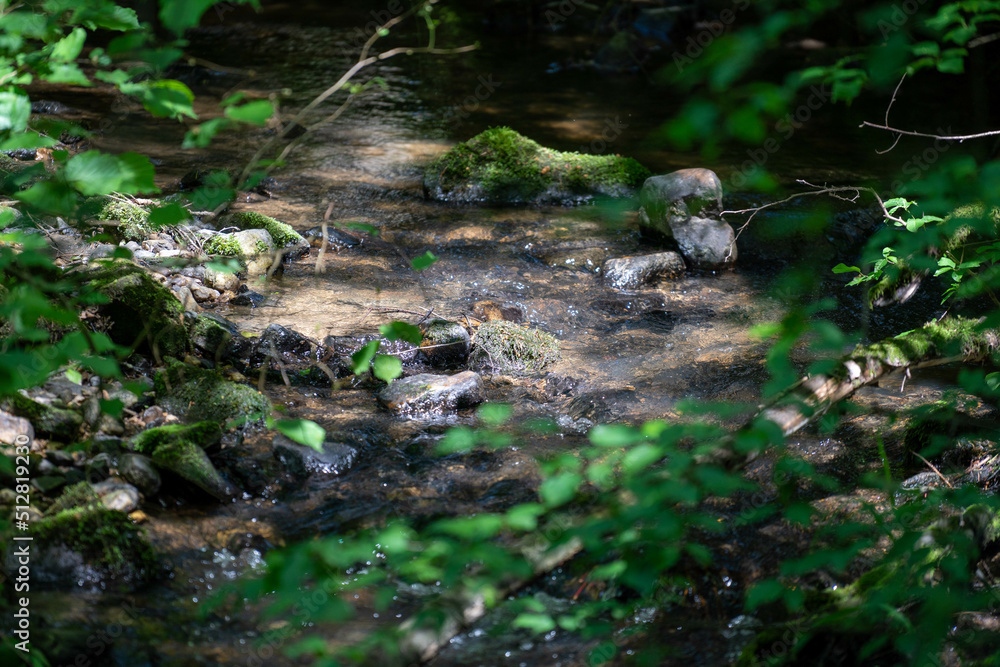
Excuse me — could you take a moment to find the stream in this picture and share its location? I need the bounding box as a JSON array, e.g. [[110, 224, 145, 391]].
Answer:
[[24, 3, 969, 665]]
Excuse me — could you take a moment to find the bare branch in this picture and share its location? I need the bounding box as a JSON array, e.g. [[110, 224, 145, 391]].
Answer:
[[860, 121, 1000, 142]]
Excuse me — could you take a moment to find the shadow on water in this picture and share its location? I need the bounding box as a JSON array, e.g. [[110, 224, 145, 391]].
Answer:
[[30, 5, 967, 665]]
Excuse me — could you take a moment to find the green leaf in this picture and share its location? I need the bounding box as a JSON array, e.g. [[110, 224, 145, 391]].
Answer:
[[276, 418, 326, 452], [832, 263, 861, 274], [64, 368, 82, 385], [100, 398, 124, 418], [512, 612, 556, 634], [746, 579, 786, 610], [148, 202, 190, 226], [539, 472, 582, 508], [141, 80, 196, 119], [588, 424, 641, 447], [183, 117, 231, 149], [159, 0, 222, 35], [51, 27, 86, 62], [372, 354, 402, 382], [224, 99, 274, 126], [379, 321, 423, 345], [351, 339, 379, 375], [0, 91, 31, 133], [411, 251, 438, 271], [505, 503, 543, 531], [476, 403, 512, 427]]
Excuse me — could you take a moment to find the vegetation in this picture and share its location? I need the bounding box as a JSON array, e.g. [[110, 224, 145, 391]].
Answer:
[[3, 1, 1000, 666]]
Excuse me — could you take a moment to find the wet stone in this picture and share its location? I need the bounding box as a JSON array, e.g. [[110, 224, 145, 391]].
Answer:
[[378, 371, 485, 413], [420, 319, 471, 367], [0, 409, 34, 445], [229, 285, 266, 307], [272, 434, 357, 478], [118, 453, 161, 496], [92, 480, 141, 513], [671, 216, 737, 270], [602, 251, 685, 289]]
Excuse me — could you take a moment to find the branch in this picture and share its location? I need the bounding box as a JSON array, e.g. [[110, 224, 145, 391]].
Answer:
[[860, 121, 1000, 142]]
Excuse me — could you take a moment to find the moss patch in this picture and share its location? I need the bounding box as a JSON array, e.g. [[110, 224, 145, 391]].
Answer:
[[31, 506, 158, 582], [470, 319, 560, 374], [131, 421, 222, 454], [203, 234, 244, 256], [852, 316, 997, 367], [424, 127, 651, 205], [45, 481, 100, 515], [154, 358, 269, 423], [87, 260, 188, 357], [221, 210, 305, 248], [150, 438, 235, 500], [83, 196, 152, 242], [3, 392, 82, 441]]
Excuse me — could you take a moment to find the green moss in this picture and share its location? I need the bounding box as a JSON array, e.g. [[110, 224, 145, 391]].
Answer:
[[852, 316, 995, 367], [223, 210, 304, 248], [31, 506, 157, 580], [0, 153, 23, 173], [424, 127, 651, 205], [45, 481, 99, 515], [84, 196, 152, 242], [154, 358, 269, 423], [470, 319, 560, 374], [4, 392, 82, 440], [86, 261, 189, 357], [150, 438, 234, 500], [131, 421, 222, 454], [203, 234, 244, 256]]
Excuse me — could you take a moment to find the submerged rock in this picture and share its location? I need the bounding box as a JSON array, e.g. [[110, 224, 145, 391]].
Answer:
[[469, 320, 560, 374], [638, 168, 737, 269], [272, 434, 357, 478], [378, 371, 485, 413], [602, 251, 686, 289], [423, 127, 650, 205]]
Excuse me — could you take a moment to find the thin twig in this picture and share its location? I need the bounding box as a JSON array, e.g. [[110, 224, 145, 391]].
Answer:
[[913, 451, 955, 488], [860, 121, 1000, 142]]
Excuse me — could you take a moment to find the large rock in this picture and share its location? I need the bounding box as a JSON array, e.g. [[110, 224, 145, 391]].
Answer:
[[424, 127, 650, 205], [378, 371, 485, 413], [87, 260, 189, 357], [272, 435, 357, 478], [3, 393, 82, 441], [218, 211, 310, 259], [602, 251, 686, 289], [203, 228, 277, 277], [638, 168, 736, 270], [469, 320, 560, 374], [153, 358, 269, 423]]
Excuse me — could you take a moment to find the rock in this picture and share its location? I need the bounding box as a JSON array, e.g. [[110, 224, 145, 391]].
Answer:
[[637, 169, 736, 269], [324, 335, 421, 369], [378, 371, 485, 413], [151, 439, 238, 501], [153, 359, 269, 424], [203, 228, 277, 276], [602, 251, 686, 289], [423, 127, 650, 205], [118, 453, 161, 496], [92, 480, 141, 513], [420, 319, 471, 367], [671, 216, 737, 269], [3, 393, 82, 441], [203, 264, 241, 291], [229, 285, 266, 307], [250, 324, 317, 367], [131, 421, 223, 454], [82, 196, 151, 242], [469, 320, 560, 374], [0, 409, 33, 445], [218, 210, 310, 259], [190, 284, 220, 302], [86, 260, 189, 357], [272, 435, 357, 478], [20, 506, 158, 589], [187, 312, 245, 361], [85, 453, 113, 483]]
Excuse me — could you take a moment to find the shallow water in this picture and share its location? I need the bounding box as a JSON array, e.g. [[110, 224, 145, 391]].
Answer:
[[30, 4, 970, 665]]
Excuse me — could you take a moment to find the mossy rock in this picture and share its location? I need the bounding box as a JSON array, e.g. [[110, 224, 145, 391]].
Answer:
[[203, 229, 277, 276], [424, 127, 651, 205], [86, 260, 189, 357], [187, 312, 243, 360], [26, 505, 158, 587], [82, 196, 152, 242], [154, 358, 269, 423], [220, 210, 308, 254], [151, 438, 237, 501], [3, 392, 82, 441], [469, 319, 560, 374], [131, 421, 223, 454]]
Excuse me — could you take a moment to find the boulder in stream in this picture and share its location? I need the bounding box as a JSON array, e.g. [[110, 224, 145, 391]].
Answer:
[[638, 168, 737, 270], [424, 127, 650, 205], [602, 251, 686, 289], [218, 210, 310, 259], [203, 228, 277, 277], [132, 421, 237, 501], [378, 371, 485, 413], [469, 320, 560, 374], [154, 358, 270, 423], [420, 319, 471, 367], [272, 434, 357, 478], [87, 260, 189, 357]]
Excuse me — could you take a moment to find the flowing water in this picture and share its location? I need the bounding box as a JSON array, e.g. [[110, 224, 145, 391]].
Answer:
[[31, 4, 967, 665]]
